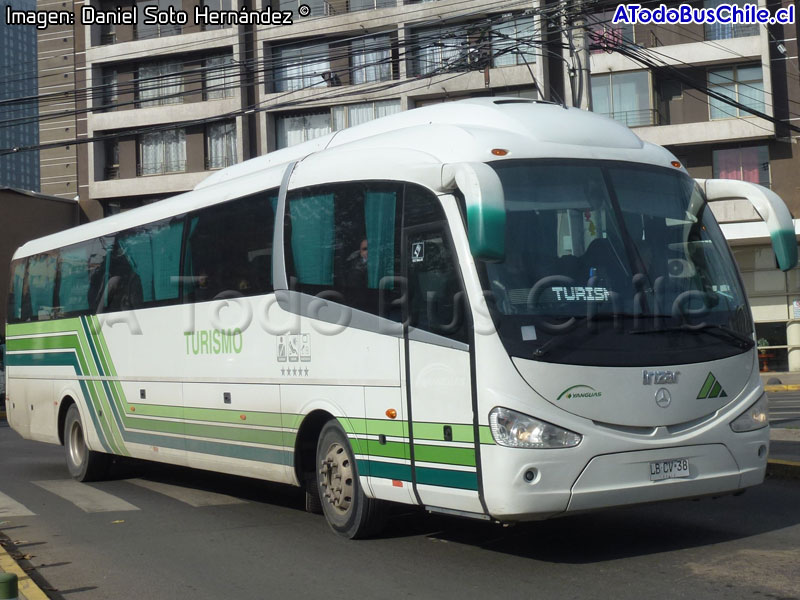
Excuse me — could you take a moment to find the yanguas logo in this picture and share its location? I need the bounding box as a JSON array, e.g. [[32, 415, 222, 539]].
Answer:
[[557, 385, 602, 400]]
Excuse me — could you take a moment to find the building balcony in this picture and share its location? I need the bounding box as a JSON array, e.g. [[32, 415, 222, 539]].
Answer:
[[598, 108, 662, 128], [137, 160, 187, 176]]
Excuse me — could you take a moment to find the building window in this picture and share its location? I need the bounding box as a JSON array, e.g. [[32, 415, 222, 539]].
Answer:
[[491, 15, 537, 67], [206, 121, 237, 169], [275, 99, 401, 148], [708, 65, 764, 119], [712, 146, 770, 188], [205, 54, 236, 99], [135, 0, 182, 39], [100, 22, 116, 45], [704, 0, 759, 40], [409, 24, 469, 77], [100, 67, 118, 111], [351, 35, 392, 84], [138, 61, 183, 107], [273, 43, 330, 92], [591, 71, 655, 127], [276, 112, 331, 148], [756, 322, 789, 372], [201, 0, 232, 30], [332, 99, 401, 129], [105, 139, 120, 180], [587, 10, 633, 53], [138, 129, 186, 175], [348, 0, 396, 12]]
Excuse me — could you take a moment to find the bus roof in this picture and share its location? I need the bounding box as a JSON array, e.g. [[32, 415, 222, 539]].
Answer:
[[13, 98, 679, 260]]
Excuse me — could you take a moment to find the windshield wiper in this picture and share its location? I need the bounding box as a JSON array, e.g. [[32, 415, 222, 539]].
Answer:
[[628, 324, 754, 349]]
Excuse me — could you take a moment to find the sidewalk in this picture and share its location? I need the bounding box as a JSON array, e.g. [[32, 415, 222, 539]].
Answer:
[[0, 539, 49, 600], [761, 371, 800, 392]]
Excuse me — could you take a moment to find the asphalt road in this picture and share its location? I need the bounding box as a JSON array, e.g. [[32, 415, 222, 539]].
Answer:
[[1, 422, 799, 600], [768, 390, 800, 428]]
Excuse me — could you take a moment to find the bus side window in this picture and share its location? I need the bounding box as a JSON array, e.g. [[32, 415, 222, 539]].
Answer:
[[56, 238, 108, 317], [27, 252, 58, 321], [183, 190, 276, 302], [285, 182, 402, 321], [403, 185, 469, 344], [7, 259, 28, 324]]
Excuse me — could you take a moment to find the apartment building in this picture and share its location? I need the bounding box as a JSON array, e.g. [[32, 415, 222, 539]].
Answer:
[[79, 0, 544, 212], [0, 0, 39, 191]]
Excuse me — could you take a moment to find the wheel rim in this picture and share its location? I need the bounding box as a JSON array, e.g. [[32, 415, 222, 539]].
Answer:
[[319, 441, 354, 516], [68, 418, 86, 469]]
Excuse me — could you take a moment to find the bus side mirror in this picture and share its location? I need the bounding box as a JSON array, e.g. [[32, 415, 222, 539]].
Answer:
[[443, 162, 506, 262], [697, 178, 797, 271]]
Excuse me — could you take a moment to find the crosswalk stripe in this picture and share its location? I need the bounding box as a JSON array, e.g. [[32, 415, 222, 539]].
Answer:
[[126, 479, 247, 507], [0, 491, 36, 518], [33, 480, 140, 513]]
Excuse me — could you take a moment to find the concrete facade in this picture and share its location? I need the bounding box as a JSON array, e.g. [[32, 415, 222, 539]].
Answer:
[[36, 0, 83, 202]]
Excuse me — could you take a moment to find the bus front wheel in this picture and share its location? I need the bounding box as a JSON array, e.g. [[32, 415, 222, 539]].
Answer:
[[64, 404, 109, 482], [316, 420, 385, 539]]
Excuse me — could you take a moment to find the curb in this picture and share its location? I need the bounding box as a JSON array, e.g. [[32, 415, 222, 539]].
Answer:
[[0, 539, 50, 600], [764, 384, 800, 392]]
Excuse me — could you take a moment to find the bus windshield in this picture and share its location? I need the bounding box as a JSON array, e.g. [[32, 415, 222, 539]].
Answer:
[[480, 159, 754, 367]]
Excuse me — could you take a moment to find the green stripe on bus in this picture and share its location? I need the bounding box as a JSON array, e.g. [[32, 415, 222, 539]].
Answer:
[[356, 460, 478, 491], [357, 460, 411, 482], [5, 350, 114, 453], [364, 439, 407, 460], [414, 444, 476, 467], [79, 318, 128, 455], [414, 422, 475, 443], [708, 381, 722, 399], [479, 426, 495, 445], [416, 467, 478, 490]]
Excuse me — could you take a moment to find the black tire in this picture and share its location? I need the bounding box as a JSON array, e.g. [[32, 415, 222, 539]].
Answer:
[[316, 420, 385, 539], [64, 404, 110, 482]]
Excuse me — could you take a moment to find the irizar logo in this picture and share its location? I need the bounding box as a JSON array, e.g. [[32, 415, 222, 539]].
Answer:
[[557, 385, 602, 400], [697, 372, 727, 399], [643, 370, 679, 385]]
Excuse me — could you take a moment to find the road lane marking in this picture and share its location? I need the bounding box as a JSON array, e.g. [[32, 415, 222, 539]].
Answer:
[[32, 480, 140, 513], [0, 491, 36, 517], [126, 479, 247, 507]]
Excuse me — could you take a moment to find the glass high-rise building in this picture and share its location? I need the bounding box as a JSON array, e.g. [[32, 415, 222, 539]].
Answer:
[[0, 0, 39, 191]]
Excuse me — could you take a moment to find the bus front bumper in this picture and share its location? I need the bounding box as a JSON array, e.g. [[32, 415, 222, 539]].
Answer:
[[480, 431, 769, 521]]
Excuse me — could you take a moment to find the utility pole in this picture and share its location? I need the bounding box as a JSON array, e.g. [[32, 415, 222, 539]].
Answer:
[[570, 0, 593, 111]]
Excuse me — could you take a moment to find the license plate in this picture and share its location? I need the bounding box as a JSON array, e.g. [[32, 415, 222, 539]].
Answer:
[[649, 458, 691, 481]]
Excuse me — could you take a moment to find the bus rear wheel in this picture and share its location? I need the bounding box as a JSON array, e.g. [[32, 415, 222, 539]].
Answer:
[[316, 420, 385, 539], [64, 404, 109, 482]]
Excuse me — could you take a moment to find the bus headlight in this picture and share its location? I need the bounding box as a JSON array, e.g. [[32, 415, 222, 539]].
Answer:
[[730, 393, 769, 432], [489, 407, 582, 449]]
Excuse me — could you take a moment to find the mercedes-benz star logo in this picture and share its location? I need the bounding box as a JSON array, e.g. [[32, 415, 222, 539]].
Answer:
[[655, 388, 672, 408]]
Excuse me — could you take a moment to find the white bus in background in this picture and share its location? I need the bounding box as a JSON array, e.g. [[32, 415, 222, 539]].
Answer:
[[5, 98, 795, 538]]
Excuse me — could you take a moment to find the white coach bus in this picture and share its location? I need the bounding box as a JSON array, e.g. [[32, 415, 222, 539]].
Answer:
[[5, 98, 796, 538]]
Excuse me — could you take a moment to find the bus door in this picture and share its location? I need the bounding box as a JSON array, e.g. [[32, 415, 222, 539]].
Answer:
[[402, 188, 483, 514]]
